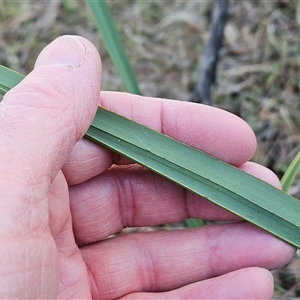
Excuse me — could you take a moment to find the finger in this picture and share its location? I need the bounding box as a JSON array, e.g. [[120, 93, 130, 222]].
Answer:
[[2, 36, 101, 183], [122, 268, 274, 299], [70, 161, 280, 244], [0, 35, 101, 298], [81, 222, 294, 300], [63, 91, 257, 185]]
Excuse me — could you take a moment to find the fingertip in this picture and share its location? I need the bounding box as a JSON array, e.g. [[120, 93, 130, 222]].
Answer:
[[217, 267, 275, 299], [161, 101, 258, 165], [35, 35, 86, 69], [34, 35, 102, 129], [122, 268, 275, 299], [180, 267, 274, 299], [233, 268, 275, 299], [239, 161, 281, 188], [1, 35, 102, 181]]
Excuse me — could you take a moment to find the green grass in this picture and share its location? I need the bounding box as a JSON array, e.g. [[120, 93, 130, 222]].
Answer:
[[87, 0, 141, 94]]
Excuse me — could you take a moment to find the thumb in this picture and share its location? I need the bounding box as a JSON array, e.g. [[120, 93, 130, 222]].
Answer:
[[1, 35, 101, 181], [0, 35, 101, 298]]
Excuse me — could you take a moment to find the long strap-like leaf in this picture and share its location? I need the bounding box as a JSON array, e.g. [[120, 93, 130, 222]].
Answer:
[[87, 0, 141, 95], [1, 65, 300, 248]]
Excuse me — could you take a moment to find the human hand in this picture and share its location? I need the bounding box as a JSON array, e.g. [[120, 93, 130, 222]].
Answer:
[[0, 35, 295, 299]]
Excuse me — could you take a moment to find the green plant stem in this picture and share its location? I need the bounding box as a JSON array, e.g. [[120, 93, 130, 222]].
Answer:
[[87, 0, 141, 94]]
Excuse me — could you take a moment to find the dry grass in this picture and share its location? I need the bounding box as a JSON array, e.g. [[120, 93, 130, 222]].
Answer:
[[1, 0, 300, 298]]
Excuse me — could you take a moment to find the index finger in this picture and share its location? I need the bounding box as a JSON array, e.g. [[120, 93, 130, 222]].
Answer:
[[63, 92, 257, 185]]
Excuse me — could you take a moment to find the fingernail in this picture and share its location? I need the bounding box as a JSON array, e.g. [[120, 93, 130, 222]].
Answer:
[[35, 35, 86, 69]]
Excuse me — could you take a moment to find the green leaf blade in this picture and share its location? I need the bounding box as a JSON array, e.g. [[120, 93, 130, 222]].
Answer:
[[87, 0, 141, 95], [0, 66, 24, 94], [87, 108, 300, 248], [281, 151, 300, 193], [2, 65, 300, 248]]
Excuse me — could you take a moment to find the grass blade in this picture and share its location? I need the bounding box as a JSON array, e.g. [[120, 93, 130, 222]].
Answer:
[[281, 151, 300, 193], [0, 65, 24, 94], [86, 108, 300, 248], [1, 65, 300, 248], [87, 0, 141, 94], [185, 218, 206, 228]]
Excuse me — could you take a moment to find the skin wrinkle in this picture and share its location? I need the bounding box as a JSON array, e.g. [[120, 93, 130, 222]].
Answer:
[[58, 252, 84, 293], [101, 180, 123, 234], [80, 48, 101, 111], [100, 252, 119, 299], [3, 90, 62, 113], [205, 223, 288, 277], [84, 262, 97, 299], [71, 177, 121, 243], [66, 156, 101, 170], [48, 125, 77, 177], [153, 178, 187, 223], [55, 217, 74, 257], [48, 204, 64, 238], [163, 103, 204, 148], [5, 70, 72, 112], [0, 237, 57, 296], [95, 214, 117, 240], [71, 169, 197, 243], [206, 225, 227, 278], [72, 81, 86, 140], [129, 177, 138, 226], [176, 105, 194, 143], [72, 195, 98, 243], [115, 172, 134, 228], [99, 93, 162, 133], [28, 237, 52, 298], [191, 273, 229, 299], [119, 237, 159, 296], [55, 216, 92, 298], [137, 238, 157, 293], [6, 141, 51, 184], [30, 67, 94, 143], [3, 81, 79, 183], [231, 270, 256, 299], [0, 185, 50, 241], [22, 196, 49, 239], [62, 138, 102, 181], [119, 169, 185, 226], [3, 128, 50, 185]]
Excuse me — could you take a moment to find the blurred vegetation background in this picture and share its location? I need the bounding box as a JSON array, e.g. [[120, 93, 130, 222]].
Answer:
[[1, 0, 300, 298]]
